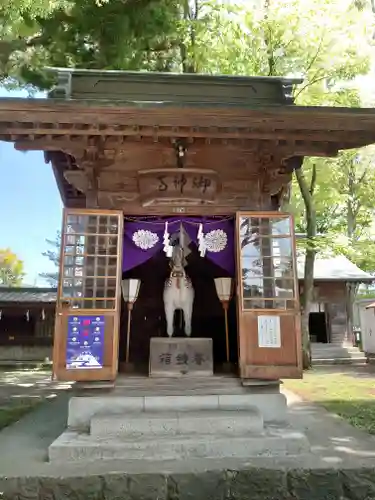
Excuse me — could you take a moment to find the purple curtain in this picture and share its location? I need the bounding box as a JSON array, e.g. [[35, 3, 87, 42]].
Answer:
[[182, 217, 235, 275], [123, 220, 166, 272], [123, 217, 235, 275]]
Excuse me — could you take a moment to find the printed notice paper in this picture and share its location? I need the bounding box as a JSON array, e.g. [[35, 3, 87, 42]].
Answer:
[[257, 315, 281, 348]]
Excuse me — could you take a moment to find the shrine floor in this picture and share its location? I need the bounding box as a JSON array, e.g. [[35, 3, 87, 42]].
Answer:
[[1, 377, 375, 499]]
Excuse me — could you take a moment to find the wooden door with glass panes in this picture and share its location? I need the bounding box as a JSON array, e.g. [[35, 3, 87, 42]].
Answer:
[[52, 209, 123, 381], [236, 212, 302, 380]]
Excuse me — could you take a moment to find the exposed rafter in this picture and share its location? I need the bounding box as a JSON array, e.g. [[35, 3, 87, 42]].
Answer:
[[2, 97, 375, 213]]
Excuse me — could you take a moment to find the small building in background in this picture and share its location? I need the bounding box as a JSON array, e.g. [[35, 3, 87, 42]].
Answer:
[[0, 287, 56, 364], [297, 254, 374, 347], [356, 300, 375, 357]]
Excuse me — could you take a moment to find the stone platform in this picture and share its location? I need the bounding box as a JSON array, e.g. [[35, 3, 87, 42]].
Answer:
[[3, 378, 375, 499], [48, 375, 309, 463], [149, 337, 213, 377], [49, 424, 308, 463]]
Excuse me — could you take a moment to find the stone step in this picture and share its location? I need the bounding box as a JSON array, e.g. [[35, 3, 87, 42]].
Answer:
[[311, 351, 365, 359], [311, 345, 361, 351], [80, 376, 279, 397], [115, 376, 241, 387], [311, 348, 365, 359], [90, 409, 264, 437], [312, 357, 367, 366], [311, 346, 363, 351], [48, 427, 310, 463], [68, 393, 287, 430]]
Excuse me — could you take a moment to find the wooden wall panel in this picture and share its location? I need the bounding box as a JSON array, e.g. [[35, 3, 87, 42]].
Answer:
[[239, 312, 300, 369], [62, 141, 286, 214]]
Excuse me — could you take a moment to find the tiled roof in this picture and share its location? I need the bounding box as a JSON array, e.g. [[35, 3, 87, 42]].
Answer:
[[0, 287, 57, 303]]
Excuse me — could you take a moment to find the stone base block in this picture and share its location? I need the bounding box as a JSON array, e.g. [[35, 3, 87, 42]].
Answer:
[[90, 408, 264, 437], [48, 426, 310, 463], [149, 338, 213, 377], [67, 392, 287, 430]]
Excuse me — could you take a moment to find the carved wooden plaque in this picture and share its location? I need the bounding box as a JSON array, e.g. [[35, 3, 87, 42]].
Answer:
[[149, 338, 213, 377], [138, 168, 221, 207]]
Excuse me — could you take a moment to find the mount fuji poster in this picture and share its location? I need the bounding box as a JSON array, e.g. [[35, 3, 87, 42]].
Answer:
[[66, 315, 104, 369]]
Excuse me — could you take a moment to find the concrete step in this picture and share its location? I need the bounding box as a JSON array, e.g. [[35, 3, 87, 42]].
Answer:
[[90, 409, 264, 438], [312, 357, 367, 366], [68, 393, 287, 430], [311, 344, 361, 351], [114, 379, 273, 392], [311, 343, 359, 352], [48, 427, 310, 463], [82, 376, 280, 397], [311, 351, 365, 359], [311, 347, 365, 360]]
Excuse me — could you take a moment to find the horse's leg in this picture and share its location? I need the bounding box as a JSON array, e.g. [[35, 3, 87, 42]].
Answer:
[[182, 293, 194, 337], [164, 292, 175, 337]]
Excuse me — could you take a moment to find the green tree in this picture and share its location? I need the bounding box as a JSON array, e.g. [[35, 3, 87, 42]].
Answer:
[[0, 0, 186, 85], [290, 72, 375, 348], [0, 0, 71, 83], [39, 231, 61, 287], [0, 249, 25, 286], [296, 148, 375, 269], [210, 0, 373, 368]]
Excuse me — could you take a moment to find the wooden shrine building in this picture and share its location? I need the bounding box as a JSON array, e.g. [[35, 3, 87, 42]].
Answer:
[[2, 69, 375, 383]]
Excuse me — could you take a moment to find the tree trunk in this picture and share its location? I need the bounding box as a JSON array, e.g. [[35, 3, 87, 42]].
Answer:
[[180, 0, 198, 73], [346, 282, 359, 345], [345, 163, 357, 344], [263, 0, 276, 76], [347, 164, 356, 240], [295, 166, 317, 369]]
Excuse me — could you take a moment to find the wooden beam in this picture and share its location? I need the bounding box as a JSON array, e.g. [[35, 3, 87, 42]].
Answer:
[[14, 141, 83, 153], [278, 142, 339, 158], [3, 98, 375, 132], [14, 136, 342, 158], [7, 126, 375, 145]]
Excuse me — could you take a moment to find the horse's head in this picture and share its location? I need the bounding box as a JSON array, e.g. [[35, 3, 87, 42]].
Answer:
[[170, 245, 185, 272]]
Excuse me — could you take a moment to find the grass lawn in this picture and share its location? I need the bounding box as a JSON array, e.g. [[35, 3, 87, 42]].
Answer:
[[0, 367, 53, 431], [0, 401, 42, 431], [284, 369, 375, 434]]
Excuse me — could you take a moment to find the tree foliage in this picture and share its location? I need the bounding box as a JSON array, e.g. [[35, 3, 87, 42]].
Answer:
[[0, 249, 25, 287], [39, 231, 61, 286], [1, 0, 186, 85], [2, 0, 373, 89], [0, 0, 70, 84], [291, 145, 375, 272]]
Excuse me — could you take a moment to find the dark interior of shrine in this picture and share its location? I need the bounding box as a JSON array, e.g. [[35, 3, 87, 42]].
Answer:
[[118, 243, 238, 373]]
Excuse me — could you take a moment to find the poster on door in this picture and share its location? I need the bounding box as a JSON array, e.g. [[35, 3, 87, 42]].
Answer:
[[257, 315, 281, 348], [66, 315, 105, 369]]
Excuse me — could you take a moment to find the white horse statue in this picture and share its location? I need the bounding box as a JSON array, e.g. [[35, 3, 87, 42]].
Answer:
[[163, 245, 195, 337]]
